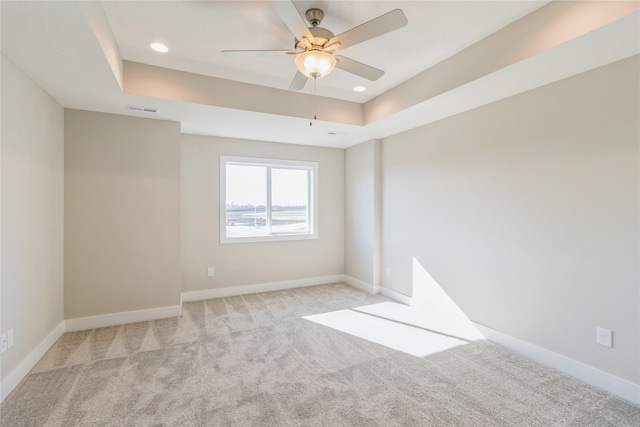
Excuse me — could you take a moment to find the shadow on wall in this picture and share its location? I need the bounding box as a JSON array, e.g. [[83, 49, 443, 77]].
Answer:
[[304, 258, 483, 357]]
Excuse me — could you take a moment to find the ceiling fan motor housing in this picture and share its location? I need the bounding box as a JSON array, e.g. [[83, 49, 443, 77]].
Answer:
[[295, 27, 335, 50]]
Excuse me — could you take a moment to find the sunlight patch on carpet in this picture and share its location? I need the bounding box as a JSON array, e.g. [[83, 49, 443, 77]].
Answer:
[[355, 301, 483, 342], [304, 302, 482, 357]]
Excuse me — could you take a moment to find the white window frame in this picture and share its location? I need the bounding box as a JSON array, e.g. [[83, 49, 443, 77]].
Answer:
[[220, 155, 318, 244]]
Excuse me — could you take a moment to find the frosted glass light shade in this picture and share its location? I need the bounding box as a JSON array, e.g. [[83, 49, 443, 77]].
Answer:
[[295, 50, 336, 78]]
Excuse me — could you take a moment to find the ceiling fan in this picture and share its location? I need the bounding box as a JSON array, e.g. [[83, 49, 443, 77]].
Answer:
[[222, 0, 408, 91]]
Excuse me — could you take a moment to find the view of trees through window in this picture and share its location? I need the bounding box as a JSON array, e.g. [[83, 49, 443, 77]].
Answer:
[[225, 163, 310, 238]]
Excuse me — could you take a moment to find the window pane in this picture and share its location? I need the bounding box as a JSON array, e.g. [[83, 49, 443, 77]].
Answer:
[[271, 168, 309, 234], [225, 164, 268, 237], [220, 156, 317, 244]]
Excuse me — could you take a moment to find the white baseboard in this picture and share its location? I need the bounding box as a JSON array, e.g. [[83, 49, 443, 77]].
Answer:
[[1, 321, 65, 402], [343, 278, 413, 305], [65, 304, 183, 332], [344, 275, 380, 294], [380, 286, 412, 306], [473, 322, 640, 405], [181, 274, 344, 302]]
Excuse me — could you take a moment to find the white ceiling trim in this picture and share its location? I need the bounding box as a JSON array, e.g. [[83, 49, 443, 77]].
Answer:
[[113, 4, 640, 148], [1, 1, 638, 149], [79, 1, 124, 91], [365, 1, 640, 124], [360, 11, 640, 145]]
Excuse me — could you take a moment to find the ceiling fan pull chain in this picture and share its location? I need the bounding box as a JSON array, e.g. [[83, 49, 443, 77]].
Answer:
[[313, 75, 318, 124], [309, 74, 318, 126]]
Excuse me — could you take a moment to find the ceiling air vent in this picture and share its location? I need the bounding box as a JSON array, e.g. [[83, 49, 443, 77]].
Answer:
[[125, 104, 157, 113]]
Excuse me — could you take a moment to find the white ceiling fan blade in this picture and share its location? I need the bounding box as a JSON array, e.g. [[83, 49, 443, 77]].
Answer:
[[269, 0, 314, 43], [329, 9, 407, 50], [334, 55, 384, 81], [222, 49, 290, 57], [288, 71, 308, 91]]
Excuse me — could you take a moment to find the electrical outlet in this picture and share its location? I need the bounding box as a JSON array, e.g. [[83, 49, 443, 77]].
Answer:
[[207, 267, 214, 277], [596, 327, 612, 348], [1, 333, 7, 353], [8, 329, 13, 348], [385, 267, 391, 276]]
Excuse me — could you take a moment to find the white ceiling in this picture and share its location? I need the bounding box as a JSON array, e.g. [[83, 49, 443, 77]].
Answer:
[[2, 1, 638, 148], [102, 0, 546, 102]]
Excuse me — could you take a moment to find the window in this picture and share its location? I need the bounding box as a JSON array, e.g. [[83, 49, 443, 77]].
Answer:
[[220, 156, 318, 243]]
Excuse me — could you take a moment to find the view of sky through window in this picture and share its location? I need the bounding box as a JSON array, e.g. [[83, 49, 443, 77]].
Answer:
[[224, 162, 311, 239]]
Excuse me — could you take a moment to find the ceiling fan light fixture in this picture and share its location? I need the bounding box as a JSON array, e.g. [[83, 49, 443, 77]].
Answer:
[[295, 50, 336, 78]]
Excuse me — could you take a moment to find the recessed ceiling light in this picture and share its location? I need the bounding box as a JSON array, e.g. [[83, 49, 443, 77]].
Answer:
[[353, 86, 367, 92], [150, 42, 169, 53]]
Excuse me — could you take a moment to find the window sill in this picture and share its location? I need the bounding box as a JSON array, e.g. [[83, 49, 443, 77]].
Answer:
[[220, 232, 318, 244]]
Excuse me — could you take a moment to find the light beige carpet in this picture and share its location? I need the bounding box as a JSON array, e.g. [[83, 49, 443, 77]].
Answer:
[[1, 283, 638, 426]]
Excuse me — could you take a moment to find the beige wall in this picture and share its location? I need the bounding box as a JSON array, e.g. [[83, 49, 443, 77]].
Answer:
[[344, 140, 381, 286], [1, 56, 64, 381], [381, 56, 639, 383], [64, 110, 181, 319], [181, 134, 344, 292]]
